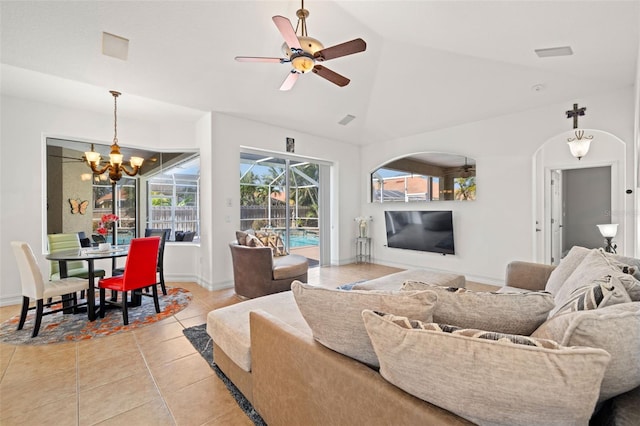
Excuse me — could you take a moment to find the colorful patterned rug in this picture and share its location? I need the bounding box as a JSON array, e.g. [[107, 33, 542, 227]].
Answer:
[[0, 287, 191, 345]]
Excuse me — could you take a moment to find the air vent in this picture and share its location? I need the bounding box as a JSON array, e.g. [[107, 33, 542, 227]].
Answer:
[[338, 114, 356, 126], [535, 46, 573, 58], [102, 32, 129, 60]]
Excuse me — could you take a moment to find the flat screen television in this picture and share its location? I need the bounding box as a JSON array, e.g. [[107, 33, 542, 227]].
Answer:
[[384, 210, 455, 255]]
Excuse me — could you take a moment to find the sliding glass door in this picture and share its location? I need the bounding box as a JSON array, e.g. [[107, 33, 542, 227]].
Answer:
[[239, 151, 323, 266]]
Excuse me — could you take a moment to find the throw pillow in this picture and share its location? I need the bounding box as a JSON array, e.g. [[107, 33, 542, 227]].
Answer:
[[255, 231, 287, 256], [532, 302, 640, 401], [362, 310, 611, 426], [402, 280, 554, 335], [245, 234, 265, 248], [552, 274, 631, 316], [291, 281, 437, 368], [235, 230, 249, 245], [550, 249, 640, 316], [544, 245, 591, 296]]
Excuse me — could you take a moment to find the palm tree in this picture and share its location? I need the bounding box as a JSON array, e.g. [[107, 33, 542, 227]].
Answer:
[[454, 177, 476, 200]]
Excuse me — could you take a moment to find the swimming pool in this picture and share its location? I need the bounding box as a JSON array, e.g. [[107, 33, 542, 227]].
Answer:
[[289, 234, 319, 247]]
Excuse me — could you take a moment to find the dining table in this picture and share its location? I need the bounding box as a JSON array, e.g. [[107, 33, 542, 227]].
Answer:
[[45, 245, 129, 321]]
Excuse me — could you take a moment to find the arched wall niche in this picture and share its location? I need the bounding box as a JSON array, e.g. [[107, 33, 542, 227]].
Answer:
[[370, 152, 476, 203], [533, 130, 632, 263]]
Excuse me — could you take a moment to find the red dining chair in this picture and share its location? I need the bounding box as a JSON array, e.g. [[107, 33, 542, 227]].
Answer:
[[98, 237, 161, 325]]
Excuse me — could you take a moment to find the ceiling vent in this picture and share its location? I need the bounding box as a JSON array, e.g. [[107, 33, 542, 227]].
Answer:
[[535, 46, 573, 58], [102, 32, 129, 60], [338, 114, 356, 126]]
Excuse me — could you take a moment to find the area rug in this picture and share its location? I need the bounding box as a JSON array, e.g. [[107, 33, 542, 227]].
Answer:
[[336, 279, 365, 290], [183, 324, 266, 426], [0, 287, 191, 345]]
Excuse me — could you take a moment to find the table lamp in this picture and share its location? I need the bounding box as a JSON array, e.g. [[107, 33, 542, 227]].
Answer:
[[596, 224, 618, 254]]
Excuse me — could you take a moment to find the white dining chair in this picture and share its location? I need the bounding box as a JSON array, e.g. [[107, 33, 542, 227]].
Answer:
[[11, 241, 89, 338]]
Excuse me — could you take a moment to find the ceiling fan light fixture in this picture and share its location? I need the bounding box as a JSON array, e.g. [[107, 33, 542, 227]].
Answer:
[[291, 55, 315, 73]]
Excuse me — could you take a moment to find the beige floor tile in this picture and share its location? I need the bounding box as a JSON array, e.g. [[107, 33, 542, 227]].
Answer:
[[95, 396, 175, 426], [79, 371, 160, 426], [0, 369, 76, 420], [163, 375, 239, 426], [174, 301, 211, 321], [176, 314, 208, 329], [133, 318, 185, 343], [0, 344, 16, 379], [138, 335, 197, 367], [151, 352, 214, 392], [77, 331, 139, 364], [79, 349, 147, 392], [1, 391, 77, 426], [2, 343, 76, 385]]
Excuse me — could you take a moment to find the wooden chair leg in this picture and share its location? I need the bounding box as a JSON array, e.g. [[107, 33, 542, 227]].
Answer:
[[152, 284, 160, 313], [122, 291, 129, 325], [17, 296, 29, 330], [32, 299, 44, 338]]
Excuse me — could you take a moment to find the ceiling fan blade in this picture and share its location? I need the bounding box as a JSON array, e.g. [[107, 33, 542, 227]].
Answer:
[[314, 38, 367, 62], [272, 15, 301, 49], [312, 65, 350, 87], [235, 56, 284, 63], [279, 71, 300, 91]]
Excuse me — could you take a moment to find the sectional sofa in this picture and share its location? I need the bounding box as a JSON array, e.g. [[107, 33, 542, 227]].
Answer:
[[207, 247, 640, 425]]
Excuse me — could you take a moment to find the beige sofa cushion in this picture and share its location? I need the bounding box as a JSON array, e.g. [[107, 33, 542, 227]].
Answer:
[[532, 302, 640, 401], [272, 254, 308, 279], [291, 281, 437, 367], [402, 280, 554, 335], [545, 245, 591, 296], [553, 274, 631, 316], [207, 291, 310, 372], [550, 249, 640, 316], [351, 268, 465, 291], [363, 310, 611, 426]]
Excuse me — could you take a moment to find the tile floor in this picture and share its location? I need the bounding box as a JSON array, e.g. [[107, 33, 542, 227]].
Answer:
[[0, 263, 415, 426]]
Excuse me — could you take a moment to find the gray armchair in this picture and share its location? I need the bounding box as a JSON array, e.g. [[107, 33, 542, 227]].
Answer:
[[229, 242, 309, 299]]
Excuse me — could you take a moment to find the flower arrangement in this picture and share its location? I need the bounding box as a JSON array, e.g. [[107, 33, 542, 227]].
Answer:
[[355, 216, 372, 238], [96, 213, 119, 236]]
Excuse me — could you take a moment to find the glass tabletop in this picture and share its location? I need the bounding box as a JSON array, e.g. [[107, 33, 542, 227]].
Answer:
[[45, 245, 130, 261]]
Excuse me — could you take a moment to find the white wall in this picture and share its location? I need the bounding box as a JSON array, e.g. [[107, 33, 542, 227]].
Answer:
[[0, 95, 201, 305], [361, 88, 637, 285]]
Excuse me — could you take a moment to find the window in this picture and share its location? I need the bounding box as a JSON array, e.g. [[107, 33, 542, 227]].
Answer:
[[147, 156, 200, 241], [92, 175, 137, 244]]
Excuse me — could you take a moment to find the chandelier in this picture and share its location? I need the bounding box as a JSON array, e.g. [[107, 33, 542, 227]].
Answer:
[[85, 90, 143, 182], [565, 103, 594, 160]]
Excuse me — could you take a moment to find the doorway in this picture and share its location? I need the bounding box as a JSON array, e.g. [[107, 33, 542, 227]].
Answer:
[[550, 166, 611, 265], [239, 151, 327, 266]]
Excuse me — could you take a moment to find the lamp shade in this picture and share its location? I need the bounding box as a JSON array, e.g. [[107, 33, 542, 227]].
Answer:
[[566, 128, 594, 160], [597, 224, 618, 238]]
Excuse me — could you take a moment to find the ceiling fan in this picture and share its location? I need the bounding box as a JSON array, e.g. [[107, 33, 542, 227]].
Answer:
[[235, 0, 367, 91], [459, 158, 476, 178]]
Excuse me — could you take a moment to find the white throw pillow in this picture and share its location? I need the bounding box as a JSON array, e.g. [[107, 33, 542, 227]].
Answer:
[[363, 310, 611, 426], [402, 280, 554, 335], [551, 249, 640, 316], [532, 302, 640, 401], [291, 281, 437, 367]]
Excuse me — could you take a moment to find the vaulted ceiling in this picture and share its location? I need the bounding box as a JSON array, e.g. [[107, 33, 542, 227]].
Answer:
[[1, 1, 638, 145]]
